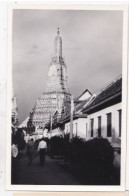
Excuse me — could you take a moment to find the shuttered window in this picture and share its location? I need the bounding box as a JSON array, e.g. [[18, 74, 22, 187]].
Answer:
[[98, 116, 101, 137], [107, 113, 112, 137], [91, 118, 94, 137]]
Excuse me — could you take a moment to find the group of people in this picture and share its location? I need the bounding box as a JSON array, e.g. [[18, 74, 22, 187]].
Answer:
[[11, 136, 47, 184], [26, 138, 47, 166]]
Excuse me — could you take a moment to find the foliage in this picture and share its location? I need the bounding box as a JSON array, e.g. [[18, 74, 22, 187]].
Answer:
[[84, 138, 114, 164], [49, 134, 118, 184], [68, 136, 85, 163], [68, 137, 115, 185], [49, 136, 65, 156]]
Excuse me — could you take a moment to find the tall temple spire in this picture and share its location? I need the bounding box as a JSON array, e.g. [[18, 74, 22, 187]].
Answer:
[[54, 27, 62, 57], [46, 29, 69, 93], [30, 29, 71, 127]]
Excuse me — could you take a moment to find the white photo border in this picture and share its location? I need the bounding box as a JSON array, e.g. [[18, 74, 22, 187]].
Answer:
[[6, 3, 128, 192], [126, 5, 129, 190]]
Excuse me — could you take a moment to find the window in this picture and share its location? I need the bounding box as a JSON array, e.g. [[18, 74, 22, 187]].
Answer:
[[90, 118, 94, 137], [98, 116, 101, 137], [118, 110, 122, 137], [107, 113, 112, 137]]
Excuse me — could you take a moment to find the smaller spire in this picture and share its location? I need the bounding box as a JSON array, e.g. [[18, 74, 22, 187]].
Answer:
[[57, 27, 60, 35]]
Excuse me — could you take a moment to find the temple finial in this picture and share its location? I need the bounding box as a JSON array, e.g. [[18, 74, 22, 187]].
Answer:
[[54, 27, 62, 57], [57, 27, 60, 35]]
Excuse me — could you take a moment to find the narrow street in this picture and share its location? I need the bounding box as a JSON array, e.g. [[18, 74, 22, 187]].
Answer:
[[14, 150, 80, 185]]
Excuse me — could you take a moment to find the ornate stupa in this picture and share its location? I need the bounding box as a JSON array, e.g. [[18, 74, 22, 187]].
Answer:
[[30, 28, 71, 128]]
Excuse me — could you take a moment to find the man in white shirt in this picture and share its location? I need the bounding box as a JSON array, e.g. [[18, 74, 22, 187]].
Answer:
[[37, 138, 47, 165]]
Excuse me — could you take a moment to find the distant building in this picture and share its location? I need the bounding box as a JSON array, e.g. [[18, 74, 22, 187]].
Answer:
[[45, 89, 93, 138], [12, 95, 19, 127], [18, 116, 29, 128], [46, 75, 122, 148], [29, 28, 71, 128]]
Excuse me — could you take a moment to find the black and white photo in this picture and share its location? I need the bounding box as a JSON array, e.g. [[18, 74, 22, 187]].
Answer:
[[6, 3, 128, 191]]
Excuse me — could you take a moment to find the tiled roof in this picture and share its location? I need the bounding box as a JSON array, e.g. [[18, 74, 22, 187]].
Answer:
[[44, 75, 122, 129], [83, 75, 122, 113], [60, 97, 90, 124]]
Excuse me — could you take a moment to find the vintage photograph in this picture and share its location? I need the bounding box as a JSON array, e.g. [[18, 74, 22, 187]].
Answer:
[[7, 4, 128, 191]]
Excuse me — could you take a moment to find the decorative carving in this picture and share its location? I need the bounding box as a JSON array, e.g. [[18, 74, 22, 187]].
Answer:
[[29, 29, 71, 128]]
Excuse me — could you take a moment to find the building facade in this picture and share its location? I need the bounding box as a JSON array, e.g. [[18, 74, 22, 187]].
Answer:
[[82, 75, 122, 148], [46, 89, 92, 138], [46, 75, 122, 148], [30, 28, 71, 127]]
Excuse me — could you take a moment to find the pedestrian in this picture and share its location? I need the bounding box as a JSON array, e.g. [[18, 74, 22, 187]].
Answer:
[[24, 133, 29, 144], [113, 149, 120, 184], [11, 143, 18, 159], [34, 138, 40, 149], [26, 138, 35, 165], [11, 141, 18, 184], [37, 138, 47, 166]]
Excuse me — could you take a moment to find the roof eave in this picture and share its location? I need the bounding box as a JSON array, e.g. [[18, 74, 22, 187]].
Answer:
[[83, 92, 121, 114]]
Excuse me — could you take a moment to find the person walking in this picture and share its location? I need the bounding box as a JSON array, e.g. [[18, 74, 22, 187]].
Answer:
[[11, 143, 18, 159], [37, 138, 47, 166], [26, 138, 35, 165], [11, 142, 18, 184]]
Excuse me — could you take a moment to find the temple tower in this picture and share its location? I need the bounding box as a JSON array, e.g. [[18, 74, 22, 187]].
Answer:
[[46, 28, 69, 93], [31, 28, 71, 127]]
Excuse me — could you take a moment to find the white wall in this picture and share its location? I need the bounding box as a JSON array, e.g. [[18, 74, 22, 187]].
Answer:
[[64, 118, 87, 139], [86, 103, 121, 146], [64, 103, 121, 147], [78, 91, 91, 101]]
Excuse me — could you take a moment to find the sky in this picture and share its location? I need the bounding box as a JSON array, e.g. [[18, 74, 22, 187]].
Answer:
[[12, 9, 123, 123]]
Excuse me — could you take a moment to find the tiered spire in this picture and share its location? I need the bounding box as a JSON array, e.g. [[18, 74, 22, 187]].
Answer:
[[30, 28, 71, 127], [54, 27, 62, 57]]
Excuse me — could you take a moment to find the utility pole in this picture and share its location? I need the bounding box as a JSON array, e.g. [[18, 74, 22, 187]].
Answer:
[[42, 123, 44, 138], [69, 95, 74, 142], [50, 112, 53, 139]]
